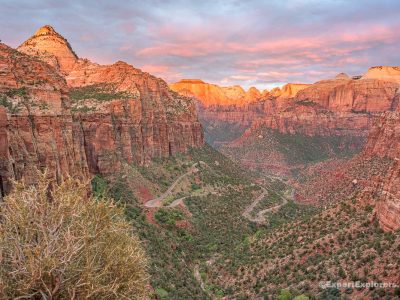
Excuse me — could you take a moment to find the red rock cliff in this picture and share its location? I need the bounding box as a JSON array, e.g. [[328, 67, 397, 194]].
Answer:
[[15, 26, 204, 174], [0, 43, 89, 194], [172, 74, 399, 139], [170, 79, 262, 107], [252, 74, 399, 137], [362, 105, 400, 231], [18, 25, 78, 74]]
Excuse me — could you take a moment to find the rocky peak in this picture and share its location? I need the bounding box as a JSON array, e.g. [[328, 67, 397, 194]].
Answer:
[[33, 25, 59, 37], [177, 79, 205, 84], [335, 72, 350, 80], [362, 66, 400, 83], [170, 80, 261, 107], [247, 86, 261, 94], [270, 87, 282, 97], [279, 83, 310, 98], [17, 25, 78, 74]]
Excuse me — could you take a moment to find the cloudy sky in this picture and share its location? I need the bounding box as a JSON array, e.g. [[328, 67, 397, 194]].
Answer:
[[1, 0, 399, 89]]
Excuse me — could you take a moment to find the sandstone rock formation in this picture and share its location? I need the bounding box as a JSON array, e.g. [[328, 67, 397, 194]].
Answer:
[[0, 43, 89, 194], [362, 108, 400, 231], [278, 83, 310, 98], [335, 72, 350, 80], [296, 77, 398, 112], [66, 61, 204, 173], [170, 79, 268, 146], [170, 79, 262, 107], [172, 72, 399, 141], [362, 66, 400, 84], [18, 25, 78, 74], [291, 105, 400, 231], [0, 25, 204, 190], [257, 76, 399, 136], [171, 69, 400, 158]]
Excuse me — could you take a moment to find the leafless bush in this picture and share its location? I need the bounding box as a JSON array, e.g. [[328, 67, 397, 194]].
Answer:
[[0, 174, 148, 299]]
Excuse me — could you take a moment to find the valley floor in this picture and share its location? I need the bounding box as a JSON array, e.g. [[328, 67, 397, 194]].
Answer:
[[92, 143, 399, 300]]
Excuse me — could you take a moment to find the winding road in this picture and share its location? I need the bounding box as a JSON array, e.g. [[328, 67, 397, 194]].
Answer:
[[144, 163, 199, 208], [241, 184, 294, 224], [144, 160, 295, 225]]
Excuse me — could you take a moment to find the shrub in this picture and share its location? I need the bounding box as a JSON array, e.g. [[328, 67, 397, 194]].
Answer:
[[155, 208, 184, 226], [294, 295, 309, 300], [278, 289, 293, 300], [0, 174, 148, 299], [155, 287, 169, 299], [0, 94, 22, 113]]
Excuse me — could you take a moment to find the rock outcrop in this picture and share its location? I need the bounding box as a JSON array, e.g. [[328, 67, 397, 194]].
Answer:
[[66, 60, 204, 173], [170, 79, 265, 146], [296, 77, 399, 112], [278, 83, 310, 98], [293, 105, 400, 231], [18, 25, 78, 74], [170, 79, 262, 107], [172, 73, 399, 140], [362, 108, 400, 231], [0, 43, 89, 194], [259, 77, 399, 136], [335, 72, 350, 80], [362, 66, 400, 84], [0, 25, 204, 190]]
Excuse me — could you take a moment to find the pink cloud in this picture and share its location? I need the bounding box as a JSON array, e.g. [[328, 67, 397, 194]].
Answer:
[[140, 64, 170, 73], [137, 23, 400, 63]]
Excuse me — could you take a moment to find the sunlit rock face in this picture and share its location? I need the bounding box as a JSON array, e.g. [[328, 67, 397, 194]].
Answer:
[[170, 80, 266, 146], [278, 83, 310, 98], [296, 77, 399, 112], [171, 72, 400, 151], [17, 25, 78, 74], [362, 66, 400, 84], [254, 74, 400, 136], [0, 25, 204, 189], [170, 79, 262, 107]]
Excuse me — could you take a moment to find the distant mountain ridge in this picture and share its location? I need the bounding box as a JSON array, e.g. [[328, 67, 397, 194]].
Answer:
[[172, 69, 400, 145]]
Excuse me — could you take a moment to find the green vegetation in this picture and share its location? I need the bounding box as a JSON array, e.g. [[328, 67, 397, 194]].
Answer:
[[88, 144, 327, 299], [250, 190, 281, 218], [0, 94, 21, 113], [221, 126, 365, 178], [0, 87, 50, 113], [207, 195, 400, 299], [70, 83, 134, 102], [155, 208, 185, 226], [87, 145, 264, 299], [201, 119, 249, 147], [69, 83, 136, 114], [274, 131, 364, 164], [296, 99, 317, 107], [95, 174, 209, 299]]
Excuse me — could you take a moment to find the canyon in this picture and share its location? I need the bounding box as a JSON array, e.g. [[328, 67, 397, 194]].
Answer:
[[171, 67, 400, 232], [1, 25, 398, 232], [0, 23, 399, 300], [171, 70, 399, 140], [0, 25, 204, 196]]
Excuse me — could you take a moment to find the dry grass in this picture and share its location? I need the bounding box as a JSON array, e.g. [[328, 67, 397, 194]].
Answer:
[[0, 174, 148, 299]]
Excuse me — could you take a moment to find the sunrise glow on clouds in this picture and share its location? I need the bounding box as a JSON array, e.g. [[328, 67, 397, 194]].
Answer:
[[1, 0, 399, 89]]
